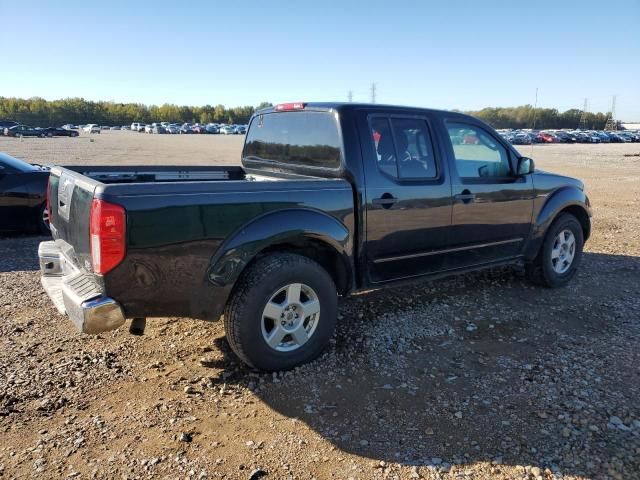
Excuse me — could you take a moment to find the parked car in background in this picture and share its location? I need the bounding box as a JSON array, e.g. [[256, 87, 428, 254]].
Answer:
[[61, 124, 78, 131], [219, 125, 235, 134], [144, 124, 153, 133], [1, 120, 20, 135], [152, 124, 166, 134], [180, 124, 194, 134], [110, 126, 121, 131], [131, 122, 144, 132], [205, 124, 219, 134], [121, 125, 131, 131], [165, 124, 180, 134], [535, 132, 556, 143], [43, 127, 79, 137], [83, 124, 101, 134], [235, 125, 247, 134], [0, 152, 50, 233], [6, 125, 46, 137]]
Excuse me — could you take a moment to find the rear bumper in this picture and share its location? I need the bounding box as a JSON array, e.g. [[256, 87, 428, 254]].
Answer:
[[38, 240, 125, 334]]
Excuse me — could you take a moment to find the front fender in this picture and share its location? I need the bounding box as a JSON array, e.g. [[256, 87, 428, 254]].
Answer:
[[206, 208, 352, 287], [524, 186, 591, 260]]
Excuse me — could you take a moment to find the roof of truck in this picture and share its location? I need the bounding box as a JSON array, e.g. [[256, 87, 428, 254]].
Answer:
[[258, 102, 466, 118]]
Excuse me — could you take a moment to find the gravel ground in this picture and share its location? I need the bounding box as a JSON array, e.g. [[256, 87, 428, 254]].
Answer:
[[0, 137, 639, 479]]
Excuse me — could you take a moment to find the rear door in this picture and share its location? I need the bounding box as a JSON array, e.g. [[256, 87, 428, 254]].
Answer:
[[440, 119, 534, 268], [359, 111, 453, 283]]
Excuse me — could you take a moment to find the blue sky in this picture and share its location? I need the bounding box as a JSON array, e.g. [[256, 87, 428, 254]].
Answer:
[[2, 1, 639, 120]]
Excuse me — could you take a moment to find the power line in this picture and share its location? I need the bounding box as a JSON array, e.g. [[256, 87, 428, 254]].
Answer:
[[605, 95, 617, 131], [579, 98, 588, 129]]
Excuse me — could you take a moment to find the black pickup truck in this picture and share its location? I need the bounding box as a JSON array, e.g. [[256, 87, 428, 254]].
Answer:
[[39, 102, 591, 370]]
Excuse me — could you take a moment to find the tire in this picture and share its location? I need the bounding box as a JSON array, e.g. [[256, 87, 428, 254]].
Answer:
[[525, 213, 583, 288], [224, 253, 338, 371], [38, 203, 51, 235]]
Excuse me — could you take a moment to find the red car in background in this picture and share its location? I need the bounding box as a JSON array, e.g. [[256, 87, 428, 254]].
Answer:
[[535, 132, 556, 143]]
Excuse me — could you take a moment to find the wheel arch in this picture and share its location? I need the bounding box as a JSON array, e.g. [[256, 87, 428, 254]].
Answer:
[[525, 186, 591, 261], [207, 208, 354, 296]]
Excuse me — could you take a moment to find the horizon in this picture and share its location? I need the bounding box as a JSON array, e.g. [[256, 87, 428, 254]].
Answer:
[[2, 1, 639, 120]]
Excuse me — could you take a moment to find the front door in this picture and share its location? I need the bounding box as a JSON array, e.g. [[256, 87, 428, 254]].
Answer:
[[360, 112, 453, 283], [441, 120, 534, 268]]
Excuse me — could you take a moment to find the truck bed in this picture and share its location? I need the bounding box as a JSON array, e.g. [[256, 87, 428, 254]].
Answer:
[[46, 164, 355, 322], [59, 165, 247, 184]]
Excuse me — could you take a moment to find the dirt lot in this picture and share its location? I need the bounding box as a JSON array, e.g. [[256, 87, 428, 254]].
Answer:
[[1, 134, 639, 480]]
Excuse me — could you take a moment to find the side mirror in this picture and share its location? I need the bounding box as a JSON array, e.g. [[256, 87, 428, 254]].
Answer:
[[517, 157, 535, 175]]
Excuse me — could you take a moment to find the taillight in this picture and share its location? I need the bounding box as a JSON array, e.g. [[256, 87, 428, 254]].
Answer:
[[275, 102, 305, 111], [90, 199, 126, 275]]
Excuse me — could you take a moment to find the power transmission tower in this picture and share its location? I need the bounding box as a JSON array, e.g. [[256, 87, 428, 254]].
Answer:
[[370, 83, 376, 104], [347, 90, 353, 102], [579, 98, 588, 129], [604, 95, 617, 131]]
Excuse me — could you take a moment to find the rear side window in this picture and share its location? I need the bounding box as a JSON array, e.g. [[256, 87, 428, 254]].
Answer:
[[243, 111, 342, 169], [370, 116, 437, 180]]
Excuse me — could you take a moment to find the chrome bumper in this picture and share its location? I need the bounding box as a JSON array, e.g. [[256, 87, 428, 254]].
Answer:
[[38, 240, 125, 334]]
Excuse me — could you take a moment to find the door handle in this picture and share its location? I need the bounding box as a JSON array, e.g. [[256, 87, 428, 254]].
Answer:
[[454, 190, 476, 203], [372, 194, 398, 208]]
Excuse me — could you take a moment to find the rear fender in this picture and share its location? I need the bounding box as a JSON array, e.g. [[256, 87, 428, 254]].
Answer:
[[207, 208, 352, 289]]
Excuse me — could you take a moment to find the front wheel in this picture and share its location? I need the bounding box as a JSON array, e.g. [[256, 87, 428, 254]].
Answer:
[[224, 253, 338, 371], [526, 213, 584, 287]]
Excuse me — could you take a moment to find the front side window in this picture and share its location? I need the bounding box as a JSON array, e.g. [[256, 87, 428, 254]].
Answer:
[[370, 116, 437, 180], [243, 111, 342, 169], [447, 123, 511, 178]]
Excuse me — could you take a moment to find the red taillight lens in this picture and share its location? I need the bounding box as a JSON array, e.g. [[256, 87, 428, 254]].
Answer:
[[275, 102, 305, 111], [90, 199, 126, 275]]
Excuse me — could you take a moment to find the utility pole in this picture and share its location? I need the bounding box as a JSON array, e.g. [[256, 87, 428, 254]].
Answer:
[[605, 95, 617, 131], [347, 90, 353, 102], [370, 83, 376, 104], [579, 98, 588, 130]]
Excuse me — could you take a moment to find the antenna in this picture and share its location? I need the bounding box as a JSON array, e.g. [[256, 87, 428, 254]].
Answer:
[[579, 98, 588, 129], [604, 95, 617, 131], [347, 90, 353, 102], [370, 83, 376, 104]]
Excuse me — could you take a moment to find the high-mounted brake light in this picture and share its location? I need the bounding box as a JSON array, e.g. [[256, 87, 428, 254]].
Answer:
[[90, 199, 126, 275], [275, 102, 305, 111]]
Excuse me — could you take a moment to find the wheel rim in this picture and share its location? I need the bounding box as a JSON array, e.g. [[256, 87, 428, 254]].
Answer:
[[42, 207, 51, 230], [261, 283, 320, 352], [551, 229, 575, 274]]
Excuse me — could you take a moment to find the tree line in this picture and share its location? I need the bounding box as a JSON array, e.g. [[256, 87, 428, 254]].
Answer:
[[463, 105, 612, 130], [0, 97, 273, 127], [0, 96, 613, 130]]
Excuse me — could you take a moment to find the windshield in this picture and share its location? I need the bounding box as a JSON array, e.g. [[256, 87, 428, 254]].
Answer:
[[0, 153, 38, 172]]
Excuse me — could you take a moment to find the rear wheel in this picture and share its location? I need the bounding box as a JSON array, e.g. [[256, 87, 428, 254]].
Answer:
[[526, 213, 583, 287], [224, 253, 338, 371]]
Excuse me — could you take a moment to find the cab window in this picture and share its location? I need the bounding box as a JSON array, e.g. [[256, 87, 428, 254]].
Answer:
[[446, 123, 511, 178], [370, 116, 437, 180]]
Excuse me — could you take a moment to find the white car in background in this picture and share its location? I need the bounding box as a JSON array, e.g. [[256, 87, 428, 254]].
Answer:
[[219, 125, 235, 135], [82, 124, 100, 134]]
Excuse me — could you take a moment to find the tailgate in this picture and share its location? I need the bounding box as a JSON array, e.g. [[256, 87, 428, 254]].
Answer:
[[49, 166, 101, 272]]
